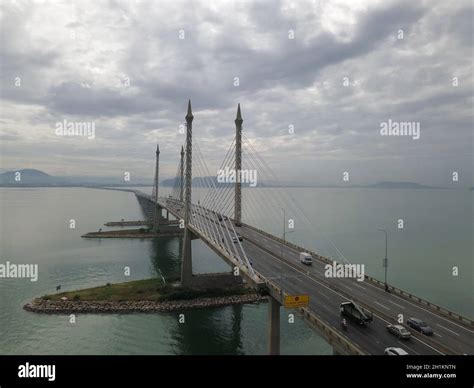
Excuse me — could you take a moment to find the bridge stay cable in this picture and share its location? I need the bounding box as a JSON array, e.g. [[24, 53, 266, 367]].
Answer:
[[193, 140, 244, 263], [191, 142, 236, 257], [193, 139, 255, 276], [242, 134, 351, 264]]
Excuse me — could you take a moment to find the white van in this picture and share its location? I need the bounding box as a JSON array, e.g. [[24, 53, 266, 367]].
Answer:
[[299, 252, 313, 265]]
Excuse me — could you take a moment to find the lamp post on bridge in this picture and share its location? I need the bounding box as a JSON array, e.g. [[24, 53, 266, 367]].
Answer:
[[377, 228, 389, 292]]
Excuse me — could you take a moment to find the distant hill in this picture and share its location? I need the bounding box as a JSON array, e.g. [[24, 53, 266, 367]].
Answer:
[[0, 170, 457, 190], [0, 169, 151, 187], [0, 169, 68, 185]]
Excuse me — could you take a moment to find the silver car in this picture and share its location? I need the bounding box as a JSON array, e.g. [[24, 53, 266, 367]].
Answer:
[[386, 324, 411, 339]]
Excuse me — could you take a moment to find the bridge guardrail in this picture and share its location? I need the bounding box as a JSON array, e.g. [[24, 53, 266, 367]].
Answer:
[[242, 222, 473, 328], [264, 278, 366, 355], [245, 233, 457, 355], [136, 193, 473, 329], [364, 275, 473, 327]]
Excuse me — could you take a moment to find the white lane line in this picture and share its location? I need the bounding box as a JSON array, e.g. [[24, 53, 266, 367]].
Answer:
[[362, 279, 474, 334], [246, 241, 444, 355], [389, 300, 406, 310], [434, 333, 443, 338], [436, 324, 460, 336], [252, 230, 472, 336], [375, 301, 391, 311], [354, 283, 366, 290], [344, 285, 353, 291], [318, 292, 330, 299], [397, 341, 419, 355], [256, 230, 471, 338]]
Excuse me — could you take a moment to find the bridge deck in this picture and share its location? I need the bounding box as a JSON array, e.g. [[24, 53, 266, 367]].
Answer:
[[136, 191, 473, 355]]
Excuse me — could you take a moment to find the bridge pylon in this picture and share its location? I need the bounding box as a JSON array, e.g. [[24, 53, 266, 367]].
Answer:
[[180, 145, 184, 203], [234, 104, 242, 226], [181, 100, 194, 286], [152, 144, 161, 231]]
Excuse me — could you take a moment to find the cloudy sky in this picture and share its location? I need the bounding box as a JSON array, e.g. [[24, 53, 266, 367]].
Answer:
[[0, 0, 472, 186]]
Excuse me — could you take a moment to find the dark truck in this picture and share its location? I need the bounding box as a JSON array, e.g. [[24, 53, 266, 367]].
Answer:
[[340, 301, 373, 325]]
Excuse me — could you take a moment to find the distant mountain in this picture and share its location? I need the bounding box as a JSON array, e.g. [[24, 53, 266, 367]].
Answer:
[[0, 169, 67, 185], [0, 169, 151, 187], [0, 170, 455, 190]]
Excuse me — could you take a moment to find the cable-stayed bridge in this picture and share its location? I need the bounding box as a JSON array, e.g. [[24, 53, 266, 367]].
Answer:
[[134, 101, 473, 355]]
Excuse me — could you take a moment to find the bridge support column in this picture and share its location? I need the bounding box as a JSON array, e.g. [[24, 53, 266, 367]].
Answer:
[[268, 295, 281, 355], [181, 228, 193, 285]]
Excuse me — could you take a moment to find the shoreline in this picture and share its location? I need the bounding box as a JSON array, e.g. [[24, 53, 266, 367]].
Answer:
[[24, 294, 267, 314]]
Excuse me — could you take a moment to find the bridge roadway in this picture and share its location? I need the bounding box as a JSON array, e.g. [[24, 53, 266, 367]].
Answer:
[[138, 192, 474, 355]]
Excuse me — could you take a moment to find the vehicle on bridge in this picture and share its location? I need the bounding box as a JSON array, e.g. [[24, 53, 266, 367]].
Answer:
[[339, 301, 373, 325], [406, 317, 434, 336], [384, 347, 408, 355], [386, 324, 412, 339], [232, 235, 243, 243], [299, 252, 313, 265]]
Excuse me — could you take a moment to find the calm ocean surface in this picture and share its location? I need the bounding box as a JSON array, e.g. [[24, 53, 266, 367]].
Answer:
[[0, 187, 471, 354]]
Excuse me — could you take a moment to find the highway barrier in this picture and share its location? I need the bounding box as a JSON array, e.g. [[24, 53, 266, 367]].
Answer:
[[242, 222, 473, 328]]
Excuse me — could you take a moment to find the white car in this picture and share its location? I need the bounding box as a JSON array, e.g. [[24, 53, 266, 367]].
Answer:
[[384, 347, 408, 355]]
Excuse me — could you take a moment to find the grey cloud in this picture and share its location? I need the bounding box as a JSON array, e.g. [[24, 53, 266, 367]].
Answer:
[[0, 0, 471, 186]]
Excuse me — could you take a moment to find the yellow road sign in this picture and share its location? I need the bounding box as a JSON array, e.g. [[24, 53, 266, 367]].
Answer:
[[284, 294, 309, 308]]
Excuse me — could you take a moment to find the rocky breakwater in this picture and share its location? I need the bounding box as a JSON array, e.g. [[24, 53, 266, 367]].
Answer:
[[24, 294, 267, 314]]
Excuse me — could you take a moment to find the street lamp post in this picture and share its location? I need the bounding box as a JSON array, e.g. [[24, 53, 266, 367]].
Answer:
[[377, 228, 389, 292]]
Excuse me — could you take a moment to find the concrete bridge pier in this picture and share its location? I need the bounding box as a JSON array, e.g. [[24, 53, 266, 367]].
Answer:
[[268, 295, 281, 355], [181, 228, 193, 286]]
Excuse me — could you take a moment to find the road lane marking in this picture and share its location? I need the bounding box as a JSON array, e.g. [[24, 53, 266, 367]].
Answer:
[[244, 238, 444, 355], [353, 283, 366, 290], [254, 228, 473, 336], [389, 300, 406, 309], [375, 301, 391, 311], [344, 285, 353, 291], [397, 341, 419, 355], [434, 333, 443, 338], [361, 278, 474, 334], [436, 324, 460, 336]]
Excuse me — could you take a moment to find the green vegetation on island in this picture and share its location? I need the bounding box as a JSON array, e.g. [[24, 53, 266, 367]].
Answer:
[[39, 278, 254, 303]]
